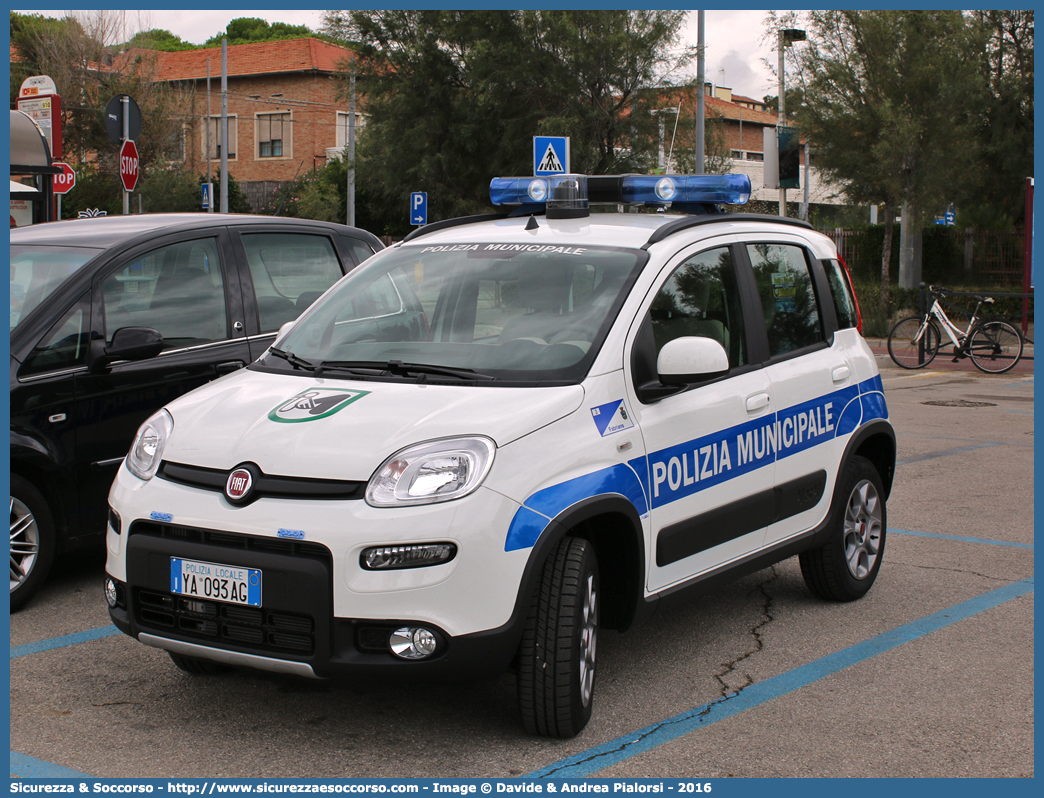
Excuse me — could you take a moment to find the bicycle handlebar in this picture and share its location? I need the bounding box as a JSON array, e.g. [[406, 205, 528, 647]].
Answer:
[[925, 284, 993, 304]]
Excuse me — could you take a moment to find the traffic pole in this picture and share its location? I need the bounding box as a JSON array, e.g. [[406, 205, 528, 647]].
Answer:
[[122, 95, 129, 214]]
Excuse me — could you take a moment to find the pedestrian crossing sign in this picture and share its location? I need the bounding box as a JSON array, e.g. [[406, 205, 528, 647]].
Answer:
[[534, 136, 570, 176]]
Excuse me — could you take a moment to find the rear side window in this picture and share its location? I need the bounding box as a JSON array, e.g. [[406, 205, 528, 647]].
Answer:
[[241, 233, 345, 331], [747, 244, 824, 357], [825, 259, 859, 329]]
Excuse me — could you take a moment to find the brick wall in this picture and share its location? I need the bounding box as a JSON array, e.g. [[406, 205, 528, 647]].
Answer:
[[179, 72, 351, 184]]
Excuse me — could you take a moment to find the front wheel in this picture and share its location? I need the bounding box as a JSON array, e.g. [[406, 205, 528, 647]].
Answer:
[[517, 536, 599, 738], [800, 456, 886, 602], [968, 320, 1023, 374], [10, 476, 56, 612], [887, 316, 941, 369]]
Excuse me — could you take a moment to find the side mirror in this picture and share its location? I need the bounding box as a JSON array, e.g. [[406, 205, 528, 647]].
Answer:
[[89, 327, 163, 373], [276, 321, 296, 343], [657, 337, 729, 385]]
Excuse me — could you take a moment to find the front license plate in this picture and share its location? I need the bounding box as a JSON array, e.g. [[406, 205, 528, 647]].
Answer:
[[170, 557, 261, 607]]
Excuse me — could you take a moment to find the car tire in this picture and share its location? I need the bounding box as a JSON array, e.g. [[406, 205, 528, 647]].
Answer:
[[168, 652, 230, 675], [10, 475, 56, 612], [800, 455, 887, 602], [517, 536, 599, 738]]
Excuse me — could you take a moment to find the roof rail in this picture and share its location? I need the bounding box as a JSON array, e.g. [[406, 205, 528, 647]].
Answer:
[[643, 212, 814, 249], [400, 213, 507, 243]]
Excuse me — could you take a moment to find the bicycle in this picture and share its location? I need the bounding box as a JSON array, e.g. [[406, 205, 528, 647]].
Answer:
[[887, 284, 1024, 374]]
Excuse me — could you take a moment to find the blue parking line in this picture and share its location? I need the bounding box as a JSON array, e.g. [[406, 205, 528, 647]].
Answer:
[[895, 441, 1000, 466], [10, 625, 121, 659], [10, 751, 91, 778], [527, 577, 1034, 778], [890, 528, 1033, 549]]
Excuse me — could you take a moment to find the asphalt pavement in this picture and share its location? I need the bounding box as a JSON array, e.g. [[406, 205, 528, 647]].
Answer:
[[9, 356, 1034, 780]]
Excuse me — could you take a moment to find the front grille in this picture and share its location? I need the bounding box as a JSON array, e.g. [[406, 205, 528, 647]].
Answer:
[[135, 588, 316, 654], [158, 460, 366, 502], [129, 521, 331, 559]]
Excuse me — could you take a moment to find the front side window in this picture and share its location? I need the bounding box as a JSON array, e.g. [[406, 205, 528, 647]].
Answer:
[[102, 238, 227, 349], [266, 243, 643, 383], [748, 243, 823, 357], [241, 233, 344, 331], [258, 113, 290, 158], [20, 291, 92, 376], [649, 247, 747, 369], [10, 245, 100, 331]]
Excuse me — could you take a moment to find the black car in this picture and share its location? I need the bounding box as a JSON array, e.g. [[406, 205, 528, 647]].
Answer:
[[10, 213, 383, 609]]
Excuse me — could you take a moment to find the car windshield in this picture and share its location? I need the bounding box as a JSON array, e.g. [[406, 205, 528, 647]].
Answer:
[[10, 245, 101, 331], [266, 241, 643, 383]]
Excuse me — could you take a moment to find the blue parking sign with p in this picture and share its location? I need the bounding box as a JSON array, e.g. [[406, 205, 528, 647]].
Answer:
[[410, 192, 427, 226]]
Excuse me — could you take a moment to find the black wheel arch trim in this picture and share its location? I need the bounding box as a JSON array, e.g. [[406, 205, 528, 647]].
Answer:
[[509, 494, 647, 636]]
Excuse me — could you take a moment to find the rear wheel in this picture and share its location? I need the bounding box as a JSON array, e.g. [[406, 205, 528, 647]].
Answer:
[[517, 536, 599, 738], [887, 316, 941, 369], [10, 475, 56, 612], [800, 456, 886, 602], [968, 320, 1023, 374]]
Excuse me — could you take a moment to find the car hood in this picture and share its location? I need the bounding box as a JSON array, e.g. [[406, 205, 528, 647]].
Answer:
[[159, 369, 585, 480]]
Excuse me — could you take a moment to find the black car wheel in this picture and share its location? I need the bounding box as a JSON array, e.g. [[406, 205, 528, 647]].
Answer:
[[10, 475, 56, 612], [800, 456, 886, 602], [517, 536, 599, 738]]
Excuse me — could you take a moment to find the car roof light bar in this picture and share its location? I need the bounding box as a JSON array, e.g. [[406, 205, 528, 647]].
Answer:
[[489, 173, 752, 217]]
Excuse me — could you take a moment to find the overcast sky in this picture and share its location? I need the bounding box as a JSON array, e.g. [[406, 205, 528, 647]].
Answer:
[[20, 9, 781, 100]]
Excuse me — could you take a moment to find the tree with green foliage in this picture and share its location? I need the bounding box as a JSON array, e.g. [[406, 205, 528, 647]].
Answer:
[[785, 10, 987, 312], [10, 10, 193, 188], [204, 18, 314, 47], [955, 11, 1034, 230], [320, 10, 693, 235]]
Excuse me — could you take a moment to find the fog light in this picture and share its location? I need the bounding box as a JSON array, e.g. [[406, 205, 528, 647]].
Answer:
[[389, 626, 438, 660], [105, 578, 118, 608], [361, 543, 456, 570]]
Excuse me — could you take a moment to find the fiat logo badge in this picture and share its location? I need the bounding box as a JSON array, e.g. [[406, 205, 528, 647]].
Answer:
[[225, 468, 253, 502]]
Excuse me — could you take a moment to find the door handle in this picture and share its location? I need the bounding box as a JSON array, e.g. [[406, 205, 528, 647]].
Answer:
[[216, 360, 246, 374], [746, 392, 771, 412], [832, 365, 851, 383]]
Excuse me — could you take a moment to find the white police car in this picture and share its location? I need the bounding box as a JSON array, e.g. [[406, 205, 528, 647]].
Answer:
[[104, 173, 894, 738]]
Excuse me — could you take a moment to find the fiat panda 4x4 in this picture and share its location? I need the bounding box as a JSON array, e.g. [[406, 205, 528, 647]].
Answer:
[[105, 174, 895, 738]]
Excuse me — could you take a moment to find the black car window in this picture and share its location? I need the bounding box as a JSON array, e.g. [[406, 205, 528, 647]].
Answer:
[[240, 233, 345, 331], [342, 237, 378, 268], [747, 243, 824, 357], [648, 247, 747, 369], [825, 259, 859, 330], [102, 237, 227, 349], [20, 291, 92, 377]]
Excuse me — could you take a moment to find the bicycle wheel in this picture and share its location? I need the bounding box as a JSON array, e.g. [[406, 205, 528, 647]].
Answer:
[[887, 316, 941, 369], [968, 320, 1023, 374]]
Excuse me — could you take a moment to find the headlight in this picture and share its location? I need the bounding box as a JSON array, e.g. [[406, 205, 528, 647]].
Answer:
[[126, 409, 174, 480], [366, 436, 495, 507]]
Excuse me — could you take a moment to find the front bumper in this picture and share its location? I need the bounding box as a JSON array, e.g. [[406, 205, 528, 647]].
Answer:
[[105, 463, 532, 680]]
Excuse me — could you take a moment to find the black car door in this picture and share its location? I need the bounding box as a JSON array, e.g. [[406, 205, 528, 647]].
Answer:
[[228, 226, 374, 361], [72, 228, 250, 536]]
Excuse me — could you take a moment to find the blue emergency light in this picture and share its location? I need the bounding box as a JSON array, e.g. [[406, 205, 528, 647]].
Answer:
[[489, 173, 751, 217]]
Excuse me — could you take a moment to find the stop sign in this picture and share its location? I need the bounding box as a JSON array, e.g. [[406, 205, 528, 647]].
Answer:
[[52, 162, 76, 195], [119, 139, 139, 192]]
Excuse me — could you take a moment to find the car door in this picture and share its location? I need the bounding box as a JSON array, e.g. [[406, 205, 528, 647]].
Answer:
[[625, 239, 777, 594], [229, 226, 372, 361], [740, 237, 858, 549], [72, 230, 250, 535]]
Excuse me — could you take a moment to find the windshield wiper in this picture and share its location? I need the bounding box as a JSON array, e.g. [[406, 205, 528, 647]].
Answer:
[[267, 347, 318, 372], [316, 359, 498, 382]]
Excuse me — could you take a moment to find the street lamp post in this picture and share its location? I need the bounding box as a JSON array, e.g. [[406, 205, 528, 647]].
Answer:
[[777, 27, 805, 216]]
